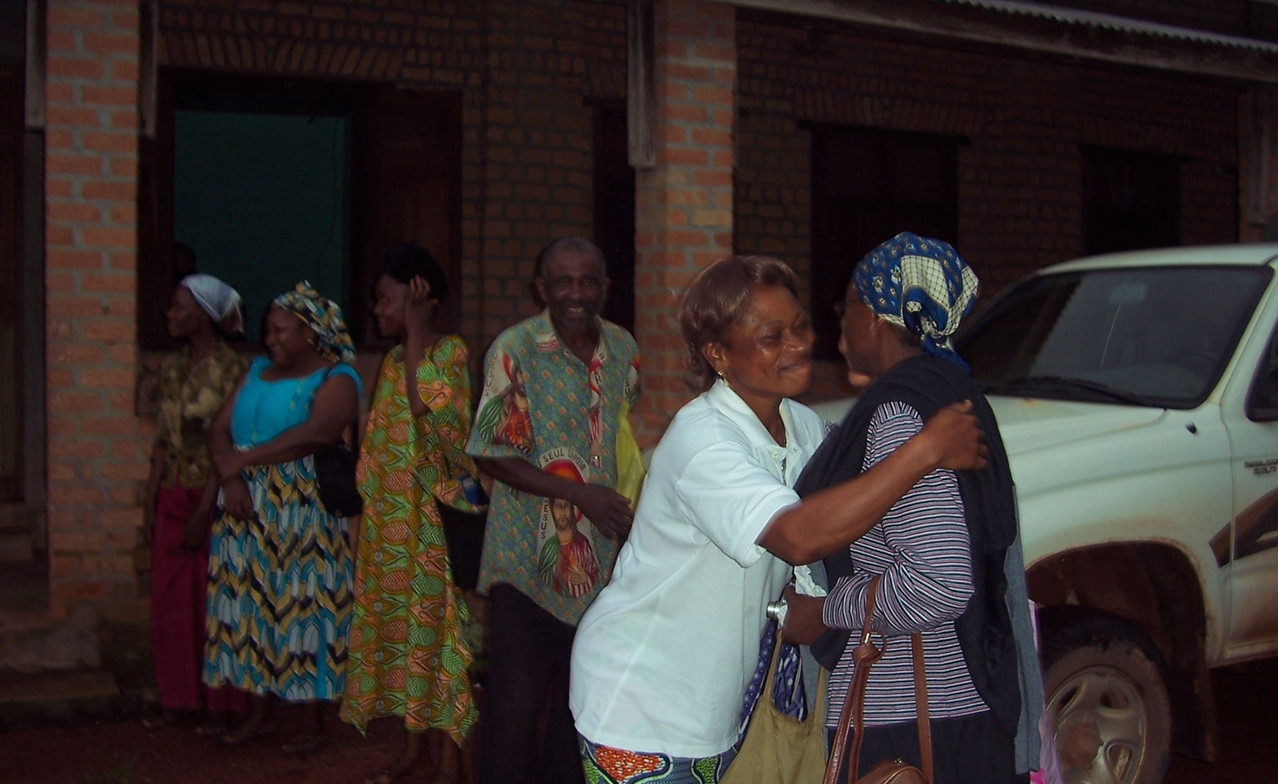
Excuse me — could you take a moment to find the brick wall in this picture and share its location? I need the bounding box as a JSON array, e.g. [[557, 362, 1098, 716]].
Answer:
[[735, 15, 1241, 398], [738, 16, 1240, 285], [45, 0, 143, 614], [468, 0, 626, 343]]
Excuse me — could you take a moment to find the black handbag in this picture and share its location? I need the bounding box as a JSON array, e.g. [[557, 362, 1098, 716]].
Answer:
[[437, 498, 486, 591], [313, 366, 363, 518], [315, 439, 363, 518]]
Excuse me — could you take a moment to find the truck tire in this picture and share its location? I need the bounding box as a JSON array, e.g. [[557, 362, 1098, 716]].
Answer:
[[1038, 608, 1173, 784]]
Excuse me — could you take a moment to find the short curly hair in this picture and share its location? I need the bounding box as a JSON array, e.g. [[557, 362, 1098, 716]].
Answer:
[[679, 255, 800, 391]]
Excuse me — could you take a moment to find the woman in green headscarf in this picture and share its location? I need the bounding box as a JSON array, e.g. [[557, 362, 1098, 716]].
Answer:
[[203, 281, 363, 756]]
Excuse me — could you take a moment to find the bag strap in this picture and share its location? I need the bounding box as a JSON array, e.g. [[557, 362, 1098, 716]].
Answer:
[[760, 627, 785, 698], [766, 620, 828, 723], [742, 621, 829, 746], [912, 633, 933, 779], [320, 364, 360, 448], [823, 578, 883, 784], [822, 577, 934, 784]]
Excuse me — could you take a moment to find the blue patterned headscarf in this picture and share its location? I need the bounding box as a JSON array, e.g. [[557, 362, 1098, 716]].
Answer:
[[852, 232, 980, 370], [272, 280, 356, 364]]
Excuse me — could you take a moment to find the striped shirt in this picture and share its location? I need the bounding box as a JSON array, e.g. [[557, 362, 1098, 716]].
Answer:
[[822, 400, 989, 727]]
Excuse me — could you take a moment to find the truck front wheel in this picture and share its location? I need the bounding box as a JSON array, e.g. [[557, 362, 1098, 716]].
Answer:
[[1039, 608, 1173, 784]]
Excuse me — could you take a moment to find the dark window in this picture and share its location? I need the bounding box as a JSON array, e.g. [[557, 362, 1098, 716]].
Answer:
[[139, 74, 462, 348], [810, 127, 960, 358], [1247, 318, 1278, 422], [1082, 146, 1180, 255], [592, 102, 635, 333], [0, 69, 21, 502]]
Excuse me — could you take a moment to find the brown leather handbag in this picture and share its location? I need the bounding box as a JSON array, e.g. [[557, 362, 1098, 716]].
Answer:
[[823, 578, 933, 784]]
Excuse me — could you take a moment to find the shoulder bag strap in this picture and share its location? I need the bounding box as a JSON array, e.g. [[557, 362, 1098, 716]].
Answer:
[[823, 578, 935, 784], [913, 633, 933, 781], [321, 364, 359, 447], [823, 577, 884, 784]]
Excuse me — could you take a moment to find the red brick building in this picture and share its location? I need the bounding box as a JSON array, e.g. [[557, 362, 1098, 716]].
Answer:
[[2, 0, 1277, 637]]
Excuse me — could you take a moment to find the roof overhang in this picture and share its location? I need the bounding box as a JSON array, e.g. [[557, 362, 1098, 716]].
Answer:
[[732, 0, 1278, 84]]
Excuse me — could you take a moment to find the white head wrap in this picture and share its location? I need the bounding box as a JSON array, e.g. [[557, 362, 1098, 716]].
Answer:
[[180, 274, 244, 336]]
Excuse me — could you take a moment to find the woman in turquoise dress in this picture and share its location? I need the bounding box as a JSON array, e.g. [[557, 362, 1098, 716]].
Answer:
[[203, 281, 362, 755]]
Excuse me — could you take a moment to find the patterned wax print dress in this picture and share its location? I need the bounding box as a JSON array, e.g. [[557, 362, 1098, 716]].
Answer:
[[202, 356, 359, 702], [340, 337, 479, 743]]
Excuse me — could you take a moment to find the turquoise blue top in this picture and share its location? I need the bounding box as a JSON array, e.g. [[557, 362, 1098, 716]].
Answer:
[[230, 356, 362, 447]]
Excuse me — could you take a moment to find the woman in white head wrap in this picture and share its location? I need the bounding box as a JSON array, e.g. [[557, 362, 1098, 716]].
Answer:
[[180, 273, 245, 338], [142, 272, 250, 732]]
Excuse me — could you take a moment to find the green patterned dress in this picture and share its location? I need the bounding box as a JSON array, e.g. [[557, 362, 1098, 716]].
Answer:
[[340, 337, 479, 743]]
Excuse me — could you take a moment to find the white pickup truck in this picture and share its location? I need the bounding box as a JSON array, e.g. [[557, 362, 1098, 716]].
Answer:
[[811, 243, 1278, 784]]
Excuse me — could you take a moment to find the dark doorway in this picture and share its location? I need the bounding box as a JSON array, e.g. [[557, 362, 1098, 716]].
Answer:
[[1082, 146, 1181, 255], [355, 90, 464, 341], [593, 102, 636, 334], [810, 126, 960, 359], [139, 75, 463, 348], [0, 68, 22, 503]]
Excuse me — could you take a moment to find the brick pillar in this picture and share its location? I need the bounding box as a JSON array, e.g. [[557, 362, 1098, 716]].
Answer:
[[633, 0, 735, 442], [45, 0, 144, 616]]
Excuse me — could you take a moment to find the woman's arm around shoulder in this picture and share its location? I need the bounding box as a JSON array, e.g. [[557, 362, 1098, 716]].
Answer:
[[758, 401, 986, 564]]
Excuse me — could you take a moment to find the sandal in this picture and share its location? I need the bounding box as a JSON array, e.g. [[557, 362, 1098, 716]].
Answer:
[[363, 766, 411, 784], [195, 712, 229, 736], [141, 709, 184, 730], [218, 722, 275, 748], [280, 732, 324, 756]]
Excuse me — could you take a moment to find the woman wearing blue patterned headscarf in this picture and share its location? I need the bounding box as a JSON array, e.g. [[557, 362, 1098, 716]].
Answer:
[[849, 231, 979, 371], [795, 232, 1044, 783]]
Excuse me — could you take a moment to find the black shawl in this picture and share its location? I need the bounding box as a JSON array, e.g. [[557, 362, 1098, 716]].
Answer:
[[794, 354, 1021, 734]]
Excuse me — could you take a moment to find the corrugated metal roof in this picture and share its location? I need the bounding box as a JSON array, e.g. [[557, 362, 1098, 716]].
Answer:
[[937, 0, 1278, 53]]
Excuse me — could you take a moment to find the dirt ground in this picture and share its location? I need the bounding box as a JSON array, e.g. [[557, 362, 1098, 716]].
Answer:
[[2, 653, 1277, 783], [0, 619, 481, 784], [0, 702, 462, 784]]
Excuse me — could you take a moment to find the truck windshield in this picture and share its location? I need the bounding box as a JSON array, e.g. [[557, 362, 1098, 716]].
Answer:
[[956, 265, 1272, 409]]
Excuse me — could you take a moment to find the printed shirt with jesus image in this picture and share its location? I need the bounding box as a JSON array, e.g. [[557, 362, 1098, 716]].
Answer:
[[466, 310, 640, 625]]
